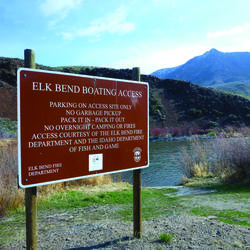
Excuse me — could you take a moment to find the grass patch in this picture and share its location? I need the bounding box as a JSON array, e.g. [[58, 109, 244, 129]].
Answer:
[[142, 188, 179, 220], [184, 177, 250, 194], [39, 188, 134, 210], [190, 206, 250, 227], [38, 187, 181, 221], [211, 183, 250, 193], [0, 213, 26, 245], [219, 218, 250, 227], [206, 182, 250, 200], [185, 178, 250, 226], [118, 188, 180, 221], [159, 232, 173, 243]]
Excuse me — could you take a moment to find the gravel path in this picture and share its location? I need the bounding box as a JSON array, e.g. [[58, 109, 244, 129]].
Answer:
[[3, 211, 250, 249]]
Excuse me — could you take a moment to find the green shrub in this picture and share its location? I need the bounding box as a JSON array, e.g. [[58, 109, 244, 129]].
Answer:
[[206, 131, 216, 137], [188, 108, 202, 117], [207, 121, 218, 128], [229, 114, 238, 120], [188, 98, 195, 104], [150, 98, 166, 121], [213, 110, 223, 116], [159, 232, 173, 243], [0, 118, 17, 138]]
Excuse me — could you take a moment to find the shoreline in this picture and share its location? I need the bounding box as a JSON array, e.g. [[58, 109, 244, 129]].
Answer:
[[149, 135, 215, 142]]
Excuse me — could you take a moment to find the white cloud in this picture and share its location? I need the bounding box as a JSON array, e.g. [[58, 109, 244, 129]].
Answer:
[[62, 7, 135, 40], [206, 23, 250, 39], [40, 0, 82, 17], [114, 45, 209, 74], [152, 0, 178, 6]]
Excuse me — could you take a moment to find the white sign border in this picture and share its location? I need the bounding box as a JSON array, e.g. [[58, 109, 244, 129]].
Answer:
[[17, 68, 149, 188]]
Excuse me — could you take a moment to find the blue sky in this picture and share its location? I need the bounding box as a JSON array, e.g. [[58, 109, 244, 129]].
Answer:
[[1, 0, 250, 73]]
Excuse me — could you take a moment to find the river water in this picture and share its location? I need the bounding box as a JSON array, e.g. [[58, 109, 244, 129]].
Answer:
[[116, 140, 192, 187]]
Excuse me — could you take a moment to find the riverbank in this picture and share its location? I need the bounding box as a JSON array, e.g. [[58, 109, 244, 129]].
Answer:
[[1, 181, 249, 249], [149, 126, 250, 142], [149, 135, 215, 142]]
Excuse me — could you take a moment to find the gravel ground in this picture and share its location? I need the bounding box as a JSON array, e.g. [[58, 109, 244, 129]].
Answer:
[[2, 212, 250, 249], [1, 184, 250, 249]]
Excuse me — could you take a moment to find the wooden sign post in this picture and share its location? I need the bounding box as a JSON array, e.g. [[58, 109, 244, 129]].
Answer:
[[132, 67, 142, 238], [24, 49, 38, 250], [18, 51, 148, 247]]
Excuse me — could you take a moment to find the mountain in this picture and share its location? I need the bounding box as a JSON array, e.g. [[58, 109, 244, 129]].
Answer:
[[0, 56, 250, 129], [151, 66, 180, 79], [151, 49, 250, 96]]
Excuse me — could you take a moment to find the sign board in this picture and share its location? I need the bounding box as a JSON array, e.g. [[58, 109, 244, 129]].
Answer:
[[18, 68, 149, 188]]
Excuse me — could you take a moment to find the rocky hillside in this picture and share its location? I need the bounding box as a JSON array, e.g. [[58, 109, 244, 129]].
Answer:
[[0, 57, 250, 129]]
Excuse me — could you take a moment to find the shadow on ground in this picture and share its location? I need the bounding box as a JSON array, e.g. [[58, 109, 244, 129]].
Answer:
[[68, 236, 132, 250]]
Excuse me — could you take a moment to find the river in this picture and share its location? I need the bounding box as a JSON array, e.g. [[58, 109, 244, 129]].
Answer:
[[115, 140, 192, 187]]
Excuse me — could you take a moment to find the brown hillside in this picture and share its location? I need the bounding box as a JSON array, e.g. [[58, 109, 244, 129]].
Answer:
[[0, 84, 16, 120]]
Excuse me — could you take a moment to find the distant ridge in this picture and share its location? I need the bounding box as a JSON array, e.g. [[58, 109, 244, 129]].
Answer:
[[151, 49, 250, 96]]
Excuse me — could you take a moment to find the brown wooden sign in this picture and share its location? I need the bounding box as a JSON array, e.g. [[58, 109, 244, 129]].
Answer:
[[18, 68, 149, 188]]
